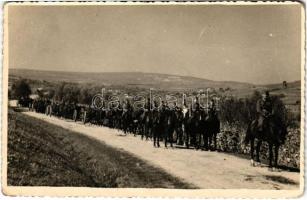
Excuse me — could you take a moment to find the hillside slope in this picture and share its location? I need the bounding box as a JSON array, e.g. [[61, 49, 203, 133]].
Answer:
[[9, 68, 253, 90]]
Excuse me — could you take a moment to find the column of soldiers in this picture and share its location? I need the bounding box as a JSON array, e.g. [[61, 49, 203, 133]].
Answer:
[[27, 91, 274, 149]]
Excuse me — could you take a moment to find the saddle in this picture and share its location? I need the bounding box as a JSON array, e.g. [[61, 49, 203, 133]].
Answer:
[[252, 114, 271, 133]]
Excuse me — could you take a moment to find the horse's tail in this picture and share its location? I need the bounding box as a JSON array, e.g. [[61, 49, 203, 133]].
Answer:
[[244, 122, 252, 145]]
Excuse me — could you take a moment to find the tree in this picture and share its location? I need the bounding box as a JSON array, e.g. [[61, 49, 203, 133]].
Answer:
[[46, 89, 55, 99], [62, 84, 80, 103], [11, 79, 31, 100], [54, 82, 66, 101]]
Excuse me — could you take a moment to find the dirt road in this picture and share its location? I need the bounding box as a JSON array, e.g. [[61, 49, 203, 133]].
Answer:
[[25, 111, 300, 189]]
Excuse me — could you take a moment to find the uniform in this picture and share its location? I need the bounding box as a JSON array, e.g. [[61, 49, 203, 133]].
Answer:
[[256, 94, 273, 131]]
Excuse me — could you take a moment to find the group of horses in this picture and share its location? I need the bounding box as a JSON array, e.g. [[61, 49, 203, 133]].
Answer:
[[30, 98, 220, 150], [27, 97, 289, 169]]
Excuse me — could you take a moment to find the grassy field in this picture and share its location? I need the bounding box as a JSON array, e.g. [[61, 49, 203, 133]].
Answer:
[[7, 109, 196, 188]]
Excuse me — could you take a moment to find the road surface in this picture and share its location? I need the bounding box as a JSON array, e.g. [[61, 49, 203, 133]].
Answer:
[[25, 111, 300, 189]]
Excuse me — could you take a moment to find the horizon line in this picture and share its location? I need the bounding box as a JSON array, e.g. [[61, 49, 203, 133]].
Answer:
[[9, 67, 301, 86]]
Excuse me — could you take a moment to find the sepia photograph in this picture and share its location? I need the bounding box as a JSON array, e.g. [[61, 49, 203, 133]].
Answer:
[[1, 1, 305, 198]]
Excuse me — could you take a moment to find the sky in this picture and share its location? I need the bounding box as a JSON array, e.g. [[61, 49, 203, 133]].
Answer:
[[8, 4, 302, 84]]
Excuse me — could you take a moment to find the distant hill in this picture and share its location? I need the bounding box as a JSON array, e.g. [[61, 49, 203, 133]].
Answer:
[[9, 69, 301, 106], [9, 68, 254, 91]]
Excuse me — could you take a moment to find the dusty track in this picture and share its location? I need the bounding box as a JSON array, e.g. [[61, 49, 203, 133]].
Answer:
[[25, 111, 300, 189]]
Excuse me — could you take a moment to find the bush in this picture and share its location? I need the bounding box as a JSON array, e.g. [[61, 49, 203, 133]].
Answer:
[[11, 79, 31, 100]]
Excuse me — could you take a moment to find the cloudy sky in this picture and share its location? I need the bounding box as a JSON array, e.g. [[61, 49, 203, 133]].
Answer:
[[8, 3, 302, 84]]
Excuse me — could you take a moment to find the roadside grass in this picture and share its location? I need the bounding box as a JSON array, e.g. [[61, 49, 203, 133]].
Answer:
[[7, 109, 196, 188]]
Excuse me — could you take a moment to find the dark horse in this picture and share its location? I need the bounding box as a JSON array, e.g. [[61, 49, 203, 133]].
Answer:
[[244, 115, 287, 169], [161, 109, 177, 148], [152, 108, 162, 147], [122, 108, 133, 134], [174, 109, 184, 145], [183, 109, 202, 149], [202, 112, 220, 151], [142, 109, 152, 140]]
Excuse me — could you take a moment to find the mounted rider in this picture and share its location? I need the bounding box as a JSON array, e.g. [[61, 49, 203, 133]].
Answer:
[[208, 99, 217, 118], [161, 100, 170, 120], [125, 99, 133, 112], [161, 100, 168, 111], [256, 91, 273, 132], [182, 98, 189, 119], [174, 102, 181, 112], [191, 96, 202, 122], [146, 97, 151, 111]]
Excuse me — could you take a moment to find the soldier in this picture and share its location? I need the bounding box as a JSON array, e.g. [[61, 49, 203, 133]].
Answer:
[[118, 101, 124, 111], [146, 97, 151, 111], [208, 99, 217, 117], [161, 101, 170, 116], [182, 98, 189, 119], [126, 99, 133, 112], [256, 91, 273, 131], [194, 95, 201, 112], [174, 102, 181, 112]]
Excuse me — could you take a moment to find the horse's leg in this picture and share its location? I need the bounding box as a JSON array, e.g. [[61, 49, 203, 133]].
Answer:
[[179, 128, 183, 145], [197, 132, 202, 149], [269, 143, 273, 168], [199, 132, 203, 149], [256, 140, 262, 165], [174, 128, 178, 145], [164, 130, 168, 148], [170, 128, 174, 147], [157, 132, 160, 147], [213, 133, 217, 151], [274, 145, 279, 168], [186, 129, 190, 149], [148, 127, 151, 140], [177, 128, 181, 145], [144, 125, 148, 140], [208, 135, 213, 151], [155, 126, 160, 147], [192, 133, 197, 148], [203, 133, 208, 150], [153, 131, 156, 147], [141, 125, 144, 140], [250, 138, 255, 166]]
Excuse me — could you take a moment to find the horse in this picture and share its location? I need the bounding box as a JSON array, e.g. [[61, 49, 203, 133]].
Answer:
[[51, 102, 60, 117], [113, 108, 123, 130], [184, 108, 203, 149], [122, 109, 134, 134], [132, 109, 145, 136], [183, 108, 192, 148], [142, 109, 152, 140], [202, 111, 220, 151], [244, 115, 288, 169], [174, 109, 184, 145], [152, 108, 162, 147], [135, 109, 147, 138], [161, 109, 176, 148]]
